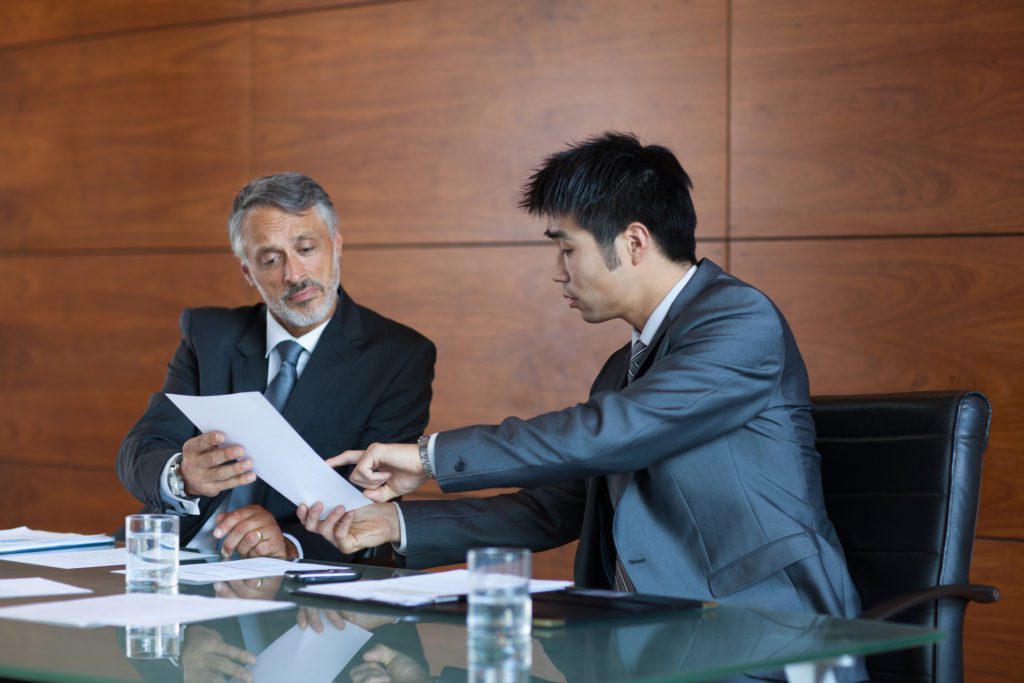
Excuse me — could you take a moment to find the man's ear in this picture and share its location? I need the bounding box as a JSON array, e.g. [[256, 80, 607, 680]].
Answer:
[[240, 260, 255, 287], [623, 222, 653, 265]]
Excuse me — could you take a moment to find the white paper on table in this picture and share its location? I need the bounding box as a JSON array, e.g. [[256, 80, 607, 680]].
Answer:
[[0, 527, 114, 555], [0, 547, 130, 569], [301, 569, 572, 607], [0, 578, 92, 599], [0, 593, 293, 628], [174, 558, 340, 584], [235, 619, 372, 683], [167, 392, 370, 517]]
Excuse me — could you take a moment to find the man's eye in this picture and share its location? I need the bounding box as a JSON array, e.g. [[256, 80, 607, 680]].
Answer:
[[561, 249, 573, 256], [260, 255, 280, 268], [299, 245, 316, 255]]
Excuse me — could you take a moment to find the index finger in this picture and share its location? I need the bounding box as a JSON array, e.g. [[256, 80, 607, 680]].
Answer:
[[325, 450, 363, 468], [186, 431, 225, 452]]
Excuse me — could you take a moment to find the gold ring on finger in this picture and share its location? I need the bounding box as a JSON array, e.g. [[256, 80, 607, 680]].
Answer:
[[254, 529, 264, 544]]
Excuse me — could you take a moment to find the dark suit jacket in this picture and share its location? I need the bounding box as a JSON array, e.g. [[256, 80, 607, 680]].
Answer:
[[117, 287, 435, 560], [400, 260, 860, 623]]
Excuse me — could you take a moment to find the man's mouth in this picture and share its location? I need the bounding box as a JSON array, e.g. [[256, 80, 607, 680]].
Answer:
[[564, 294, 579, 309], [286, 281, 323, 305]]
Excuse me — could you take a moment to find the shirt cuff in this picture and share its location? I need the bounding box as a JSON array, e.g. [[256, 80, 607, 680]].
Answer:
[[392, 502, 408, 555], [426, 433, 439, 478], [159, 453, 201, 516], [282, 533, 304, 560]]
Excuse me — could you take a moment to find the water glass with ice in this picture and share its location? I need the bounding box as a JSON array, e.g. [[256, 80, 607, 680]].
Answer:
[[467, 547, 531, 638], [125, 514, 179, 593]]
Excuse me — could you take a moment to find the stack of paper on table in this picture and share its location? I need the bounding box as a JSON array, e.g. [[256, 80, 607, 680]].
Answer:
[[0, 527, 113, 555], [0, 593, 293, 628], [0, 578, 91, 599], [174, 557, 340, 584], [300, 569, 572, 607]]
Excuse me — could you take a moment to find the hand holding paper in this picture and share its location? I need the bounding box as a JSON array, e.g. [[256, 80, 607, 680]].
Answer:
[[167, 393, 370, 517]]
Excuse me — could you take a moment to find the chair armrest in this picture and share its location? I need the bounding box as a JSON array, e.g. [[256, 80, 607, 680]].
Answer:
[[861, 583, 1000, 621]]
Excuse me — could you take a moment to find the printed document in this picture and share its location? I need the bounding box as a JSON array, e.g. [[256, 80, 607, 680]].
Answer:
[[301, 569, 572, 607], [0, 578, 91, 599], [0, 593, 293, 628], [168, 392, 370, 516], [0, 527, 113, 555]]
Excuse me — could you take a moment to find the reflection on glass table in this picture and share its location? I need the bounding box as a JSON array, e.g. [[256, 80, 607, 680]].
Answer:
[[0, 560, 941, 683]]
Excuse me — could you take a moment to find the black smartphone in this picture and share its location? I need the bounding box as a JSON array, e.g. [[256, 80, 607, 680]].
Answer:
[[284, 569, 362, 584]]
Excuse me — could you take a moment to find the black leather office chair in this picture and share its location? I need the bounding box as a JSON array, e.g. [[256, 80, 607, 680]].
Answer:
[[814, 391, 999, 683]]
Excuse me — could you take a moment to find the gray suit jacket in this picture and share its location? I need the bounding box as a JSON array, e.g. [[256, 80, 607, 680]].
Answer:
[[402, 259, 860, 622]]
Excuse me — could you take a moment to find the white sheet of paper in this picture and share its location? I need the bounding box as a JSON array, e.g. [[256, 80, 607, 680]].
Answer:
[[301, 569, 572, 607], [0, 527, 113, 555], [0, 593, 293, 628], [0, 578, 92, 599], [174, 558, 340, 584], [0, 547, 130, 569], [167, 392, 370, 516], [238, 619, 372, 683]]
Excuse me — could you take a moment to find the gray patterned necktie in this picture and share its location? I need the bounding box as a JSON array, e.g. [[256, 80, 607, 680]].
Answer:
[[627, 339, 648, 384], [225, 340, 304, 513]]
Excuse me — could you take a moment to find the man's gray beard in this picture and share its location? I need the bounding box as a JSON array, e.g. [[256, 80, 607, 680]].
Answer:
[[256, 259, 340, 330]]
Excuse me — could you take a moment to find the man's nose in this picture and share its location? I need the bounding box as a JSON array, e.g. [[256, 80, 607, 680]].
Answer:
[[282, 258, 305, 284], [552, 255, 568, 283]]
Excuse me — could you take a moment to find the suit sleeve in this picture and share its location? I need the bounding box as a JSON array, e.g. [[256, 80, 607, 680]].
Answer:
[[397, 479, 586, 568], [434, 290, 785, 491], [116, 310, 202, 511]]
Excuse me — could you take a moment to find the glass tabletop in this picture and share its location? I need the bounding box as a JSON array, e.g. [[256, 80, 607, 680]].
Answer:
[[0, 554, 942, 683]]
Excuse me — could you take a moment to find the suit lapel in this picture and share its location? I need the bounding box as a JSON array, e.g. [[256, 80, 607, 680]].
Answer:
[[632, 258, 723, 380], [281, 287, 364, 437], [229, 310, 269, 395]]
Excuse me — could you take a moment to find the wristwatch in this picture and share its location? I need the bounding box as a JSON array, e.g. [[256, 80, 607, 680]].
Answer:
[[417, 435, 435, 480], [167, 453, 187, 498]]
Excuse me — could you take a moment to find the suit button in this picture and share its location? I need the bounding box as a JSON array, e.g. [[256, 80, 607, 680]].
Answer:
[[454, 460, 466, 472]]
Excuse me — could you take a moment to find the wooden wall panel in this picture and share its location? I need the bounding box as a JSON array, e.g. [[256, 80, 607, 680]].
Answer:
[[250, 0, 727, 246], [0, 24, 250, 250], [0, 252, 251, 471], [0, 463, 139, 534], [0, 1, 248, 48], [964, 539, 1024, 682], [729, 237, 1024, 538], [731, 1, 1024, 237]]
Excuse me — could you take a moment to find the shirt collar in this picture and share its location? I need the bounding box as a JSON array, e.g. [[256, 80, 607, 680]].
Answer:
[[632, 264, 698, 346], [264, 310, 330, 359]]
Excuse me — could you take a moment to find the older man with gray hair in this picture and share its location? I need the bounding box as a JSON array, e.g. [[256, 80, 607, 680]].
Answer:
[[117, 172, 435, 561]]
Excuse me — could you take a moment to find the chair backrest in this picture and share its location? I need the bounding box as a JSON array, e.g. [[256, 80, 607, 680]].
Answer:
[[813, 391, 991, 683]]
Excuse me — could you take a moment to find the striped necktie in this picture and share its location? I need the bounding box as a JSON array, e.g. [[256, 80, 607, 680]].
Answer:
[[628, 339, 648, 384]]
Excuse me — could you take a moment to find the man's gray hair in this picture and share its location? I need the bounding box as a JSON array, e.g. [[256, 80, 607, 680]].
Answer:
[[227, 172, 340, 259]]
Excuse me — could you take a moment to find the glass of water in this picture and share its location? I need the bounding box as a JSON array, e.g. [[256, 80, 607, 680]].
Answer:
[[467, 547, 532, 638], [125, 514, 179, 593]]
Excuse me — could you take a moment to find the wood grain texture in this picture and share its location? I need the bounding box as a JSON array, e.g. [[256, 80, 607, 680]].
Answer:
[[0, 462, 139, 534], [345, 241, 726, 432], [731, 0, 1024, 237], [964, 539, 1024, 681], [0, 24, 249, 250], [250, 0, 727, 245], [0, 1, 248, 48], [0, 252, 252, 471], [729, 237, 1024, 538]]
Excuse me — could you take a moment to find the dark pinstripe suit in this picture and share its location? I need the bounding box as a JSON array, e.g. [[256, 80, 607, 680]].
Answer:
[[116, 288, 435, 560]]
